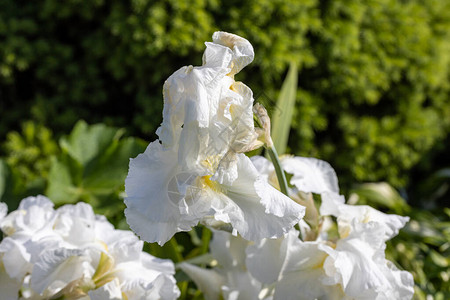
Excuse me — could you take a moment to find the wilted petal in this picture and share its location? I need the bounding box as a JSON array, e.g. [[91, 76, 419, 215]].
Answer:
[[210, 31, 254, 76]]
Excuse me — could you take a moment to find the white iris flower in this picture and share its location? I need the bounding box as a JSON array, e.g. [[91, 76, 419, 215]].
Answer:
[[0, 196, 180, 300], [179, 230, 267, 300], [125, 32, 305, 245]]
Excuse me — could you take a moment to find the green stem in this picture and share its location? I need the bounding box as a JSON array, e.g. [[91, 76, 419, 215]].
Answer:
[[168, 237, 183, 263], [266, 145, 289, 196], [200, 227, 212, 255]]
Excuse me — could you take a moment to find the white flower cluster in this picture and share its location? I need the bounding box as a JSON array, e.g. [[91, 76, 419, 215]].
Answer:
[[181, 156, 415, 300], [122, 31, 414, 299], [0, 196, 180, 300], [125, 31, 305, 246]]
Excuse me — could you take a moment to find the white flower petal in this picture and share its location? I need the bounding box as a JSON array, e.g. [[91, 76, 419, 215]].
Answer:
[[246, 232, 290, 284], [210, 230, 250, 270], [54, 202, 97, 247], [273, 268, 345, 300], [321, 193, 409, 240], [211, 154, 305, 241], [221, 270, 262, 300], [88, 279, 122, 300], [281, 156, 340, 194], [31, 248, 95, 295], [320, 221, 414, 299], [211, 31, 254, 76], [0, 263, 21, 300], [1, 196, 56, 237], [382, 261, 415, 300], [179, 263, 224, 300], [125, 141, 206, 245], [18, 195, 54, 211], [0, 202, 7, 223], [250, 156, 273, 181], [247, 230, 343, 300], [0, 237, 32, 280]]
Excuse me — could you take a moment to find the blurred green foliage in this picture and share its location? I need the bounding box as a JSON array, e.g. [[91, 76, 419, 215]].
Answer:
[[2, 121, 59, 194], [0, 121, 146, 227], [2, 0, 449, 187], [46, 120, 146, 223]]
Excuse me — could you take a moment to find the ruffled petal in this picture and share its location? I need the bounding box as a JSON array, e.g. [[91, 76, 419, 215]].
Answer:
[[320, 222, 402, 299], [281, 156, 340, 194], [247, 230, 343, 300], [88, 279, 122, 300], [0, 237, 32, 280], [1, 195, 56, 237], [211, 31, 254, 76], [125, 141, 206, 245], [321, 193, 409, 240], [211, 154, 305, 241], [31, 248, 95, 295]]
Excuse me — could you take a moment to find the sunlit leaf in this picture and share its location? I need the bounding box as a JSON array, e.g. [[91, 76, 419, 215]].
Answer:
[[271, 62, 298, 155]]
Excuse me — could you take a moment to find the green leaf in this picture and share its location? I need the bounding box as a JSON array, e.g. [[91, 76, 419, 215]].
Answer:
[[271, 62, 298, 155], [0, 159, 13, 205], [45, 121, 146, 209], [59, 120, 121, 167], [46, 157, 79, 205], [350, 182, 410, 213]]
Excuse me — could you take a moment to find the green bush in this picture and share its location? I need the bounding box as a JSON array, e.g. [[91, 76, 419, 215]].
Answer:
[[1, 0, 450, 187], [0, 121, 146, 226]]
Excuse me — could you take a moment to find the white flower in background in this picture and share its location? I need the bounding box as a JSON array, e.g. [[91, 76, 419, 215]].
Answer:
[[0, 196, 56, 292], [320, 222, 414, 299], [320, 192, 409, 240], [247, 226, 414, 300], [246, 229, 345, 300], [0, 202, 23, 300], [125, 32, 305, 246], [252, 155, 409, 240], [0, 201, 7, 222], [180, 230, 267, 300], [251, 155, 339, 196], [0, 196, 180, 300], [248, 155, 414, 299]]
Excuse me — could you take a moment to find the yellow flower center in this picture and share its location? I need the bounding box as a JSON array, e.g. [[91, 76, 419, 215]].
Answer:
[[201, 175, 222, 193]]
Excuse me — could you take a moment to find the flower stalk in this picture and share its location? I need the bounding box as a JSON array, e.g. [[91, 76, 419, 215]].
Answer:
[[253, 103, 289, 197], [266, 145, 289, 196]]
